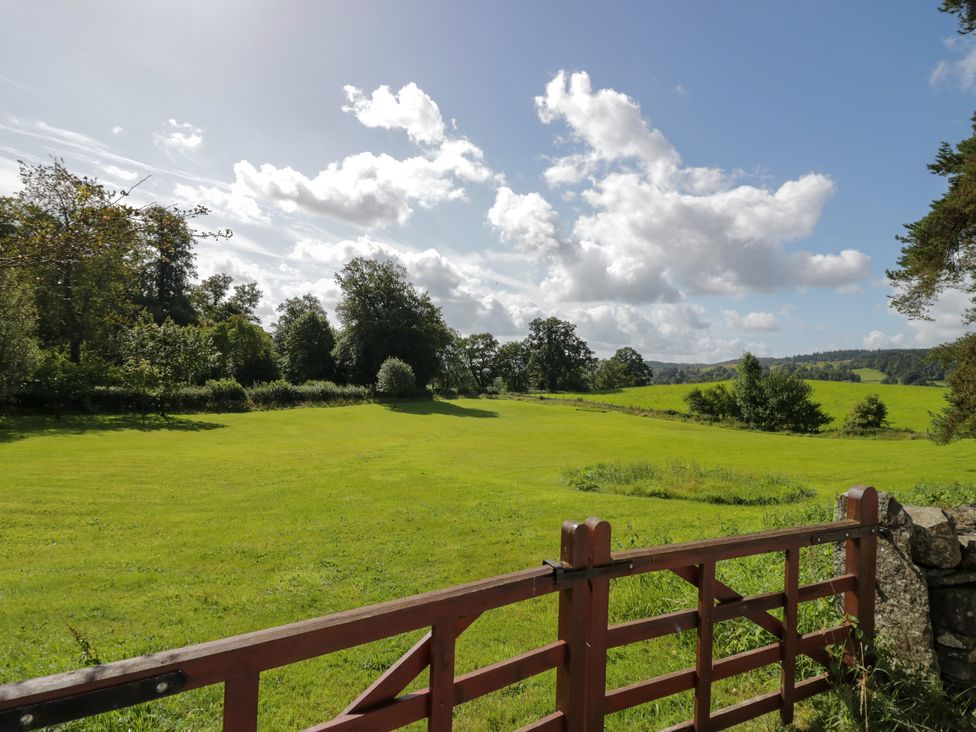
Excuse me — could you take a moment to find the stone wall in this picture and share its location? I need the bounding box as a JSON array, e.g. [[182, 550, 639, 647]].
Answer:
[[836, 492, 976, 692]]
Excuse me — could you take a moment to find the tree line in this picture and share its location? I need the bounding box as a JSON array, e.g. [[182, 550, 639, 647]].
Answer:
[[0, 160, 655, 415]]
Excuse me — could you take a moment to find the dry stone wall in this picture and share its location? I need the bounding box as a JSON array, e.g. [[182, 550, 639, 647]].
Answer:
[[835, 492, 976, 692]]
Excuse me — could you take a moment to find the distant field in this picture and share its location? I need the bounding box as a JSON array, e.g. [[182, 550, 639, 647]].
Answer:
[[853, 367, 887, 383], [543, 380, 947, 432], [2, 399, 974, 729]]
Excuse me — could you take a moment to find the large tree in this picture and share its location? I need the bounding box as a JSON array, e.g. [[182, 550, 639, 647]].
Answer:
[[608, 346, 653, 386], [273, 294, 335, 383], [526, 316, 595, 391], [462, 332, 500, 390], [191, 274, 262, 325], [332, 257, 451, 388], [886, 2, 976, 440], [206, 315, 278, 386], [138, 205, 200, 325], [495, 339, 531, 392]]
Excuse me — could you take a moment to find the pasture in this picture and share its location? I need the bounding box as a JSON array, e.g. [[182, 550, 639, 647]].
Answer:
[[2, 397, 974, 729], [543, 380, 948, 433]]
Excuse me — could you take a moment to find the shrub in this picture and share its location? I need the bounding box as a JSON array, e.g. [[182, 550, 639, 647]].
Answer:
[[844, 394, 889, 431], [294, 380, 370, 404], [205, 378, 247, 411], [684, 384, 738, 420], [247, 380, 300, 408], [376, 358, 415, 398]]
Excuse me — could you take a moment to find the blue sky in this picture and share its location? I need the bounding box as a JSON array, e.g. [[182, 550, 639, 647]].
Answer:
[[1, 1, 974, 360]]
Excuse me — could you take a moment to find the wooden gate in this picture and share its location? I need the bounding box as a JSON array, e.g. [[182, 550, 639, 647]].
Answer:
[[0, 486, 878, 731]]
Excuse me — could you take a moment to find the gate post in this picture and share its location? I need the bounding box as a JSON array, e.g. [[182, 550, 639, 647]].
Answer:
[[555, 518, 611, 731], [844, 485, 878, 664]]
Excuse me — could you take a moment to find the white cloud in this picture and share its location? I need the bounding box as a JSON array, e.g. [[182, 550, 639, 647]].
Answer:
[[863, 330, 906, 349], [0, 156, 20, 195], [930, 37, 976, 90], [155, 119, 203, 152], [519, 71, 870, 303], [174, 181, 268, 224], [343, 82, 446, 145], [111, 126, 125, 135], [487, 186, 561, 254], [903, 288, 973, 346], [101, 163, 139, 182], [232, 138, 493, 228], [723, 309, 779, 331]]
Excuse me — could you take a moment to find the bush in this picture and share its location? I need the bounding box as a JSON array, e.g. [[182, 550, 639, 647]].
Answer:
[[376, 358, 415, 398], [294, 380, 370, 404], [204, 378, 247, 411], [684, 384, 738, 420], [247, 380, 300, 408], [844, 394, 889, 431]]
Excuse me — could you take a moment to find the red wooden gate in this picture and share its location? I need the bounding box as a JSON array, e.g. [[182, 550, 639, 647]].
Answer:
[[0, 486, 878, 731]]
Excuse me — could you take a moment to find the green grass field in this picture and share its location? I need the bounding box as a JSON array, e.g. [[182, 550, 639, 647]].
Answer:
[[543, 380, 948, 433], [853, 367, 887, 383], [2, 398, 974, 729]]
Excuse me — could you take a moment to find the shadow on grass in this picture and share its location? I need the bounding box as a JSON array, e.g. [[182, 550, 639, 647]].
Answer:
[[383, 399, 498, 419], [0, 414, 226, 444]]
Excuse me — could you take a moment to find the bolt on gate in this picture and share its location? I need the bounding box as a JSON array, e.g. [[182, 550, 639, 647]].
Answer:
[[0, 486, 878, 731]]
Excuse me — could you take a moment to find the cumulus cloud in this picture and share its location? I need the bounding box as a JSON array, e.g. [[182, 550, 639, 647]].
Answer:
[[232, 138, 493, 228], [863, 330, 906, 349], [101, 164, 139, 182], [343, 82, 446, 144], [155, 119, 203, 152], [487, 186, 561, 254], [174, 181, 268, 224], [111, 125, 125, 135], [516, 71, 871, 302], [723, 310, 779, 331]]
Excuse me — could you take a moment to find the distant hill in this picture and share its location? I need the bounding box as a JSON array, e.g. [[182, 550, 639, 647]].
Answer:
[[647, 348, 945, 386]]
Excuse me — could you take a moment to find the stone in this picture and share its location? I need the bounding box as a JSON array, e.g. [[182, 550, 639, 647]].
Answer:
[[937, 632, 967, 649], [938, 648, 976, 684], [948, 503, 976, 534], [926, 569, 976, 587], [904, 505, 962, 568], [930, 586, 976, 637], [959, 533, 976, 571], [835, 492, 940, 677]]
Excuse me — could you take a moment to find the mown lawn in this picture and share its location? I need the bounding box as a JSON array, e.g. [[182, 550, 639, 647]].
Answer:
[[544, 380, 948, 433], [2, 399, 974, 729]]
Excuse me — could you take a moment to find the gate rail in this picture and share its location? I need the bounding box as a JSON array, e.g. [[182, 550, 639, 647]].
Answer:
[[0, 486, 878, 731]]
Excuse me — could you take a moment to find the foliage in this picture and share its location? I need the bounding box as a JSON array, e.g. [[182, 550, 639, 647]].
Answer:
[[376, 357, 415, 398], [590, 359, 634, 390], [137, 205, 199, 325], [191, 274, 262, 325], [0, 269, 39, 400], [761, 369, 833, 433], [942, 0, 976, 36], [732, 352, 766, 424], [899, 480, 976, 508], [120, 358, 162, 418], [930, 333, 976, 442], [204, 378, 248, 411], [432, 331, 477, 395], [272, 294, 327, 350], [247, 380, 301, 408], [495, 339, 531, 392], [333, 258, 450, 388], [293, 380, 370, 405], [844, 394, 890, 431], [525, 316, 595, 391], [280, 310, 335, 385], [461, 333, 500, 390], [684, 383, 737, 420], [31, 349, 102, 417], [206, 315, 277, 386], [608, 346, 653, 386]]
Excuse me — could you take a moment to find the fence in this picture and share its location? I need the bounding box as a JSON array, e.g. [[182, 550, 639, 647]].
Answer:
[[0, 486, 878, 731]]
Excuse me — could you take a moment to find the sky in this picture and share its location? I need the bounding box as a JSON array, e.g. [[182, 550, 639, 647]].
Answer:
[[1, 1, 975, 361]]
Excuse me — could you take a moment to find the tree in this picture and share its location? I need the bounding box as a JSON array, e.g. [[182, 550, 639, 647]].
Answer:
[[137, 205, 199, 325], [526, 317, 595, 391], [333, 257, 451, 388], [609, 347, 653, 386], [931, 334, 976, 442], [191, 274, 262, 324], [462, 333, 500, 390], [433, 331, 478, 394], [685, 384, 738, 420], [733, 352, 766, 425], [272, 294, 328, 351], [495, 339, 531, 392], [591, 359, 634, 390], [376, 357, 415, 398], [206, 315, 277, 386], [844, 394, 890, 431], [760, 370, 832, 433], [280, 310, 336, 384], [2, 160, 142, 362], [0, 269, 39, 400]]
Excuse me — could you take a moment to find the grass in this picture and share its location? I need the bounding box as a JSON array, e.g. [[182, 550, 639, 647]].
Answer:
[[543, 379, 948, 433], [2, 398, 976, 729], [853, 367, 887, 383]]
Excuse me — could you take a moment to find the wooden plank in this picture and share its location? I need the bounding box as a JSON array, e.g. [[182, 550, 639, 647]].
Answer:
[[709, 690, 780, 731], [0, 565, 557, 710], [712, 590, 784, 623], [781, 547, 800, 725], [603, 669, 696, 714], [584, 517, 611, 732], [346, 615, 479, 715], [712, 643, 780, 682], [797, 574, 856, 603], [794, 673, 831, 701], [694, 561, 715, 731], [428, 619, 456, 731], [304, 693, 428, 732], [518, 711, 565, 731], [556, 521, 590, 729], [222, 673, 259, 732], [659, 722, 694, 732], [453, 642, 565, 705], [800, 625, 850, 655], [606, 609, 698, 648], [844, 486, 878, 666]]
